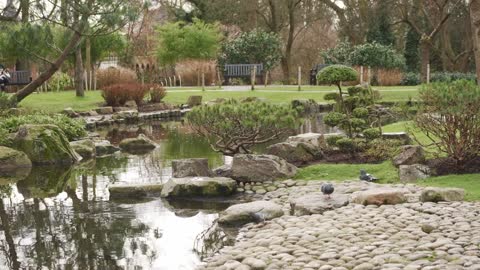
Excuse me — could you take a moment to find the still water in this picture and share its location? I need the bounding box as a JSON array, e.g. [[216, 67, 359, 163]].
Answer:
[[0, 116, 334, 270]]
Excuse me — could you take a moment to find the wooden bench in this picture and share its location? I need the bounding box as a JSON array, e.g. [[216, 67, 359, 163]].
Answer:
[[224, 64, 264, 85], [9, 70, 32, 86]]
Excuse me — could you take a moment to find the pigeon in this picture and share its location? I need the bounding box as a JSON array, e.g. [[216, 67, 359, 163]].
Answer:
[[359, 169, 378, 182], [321, 183, 334, 199]]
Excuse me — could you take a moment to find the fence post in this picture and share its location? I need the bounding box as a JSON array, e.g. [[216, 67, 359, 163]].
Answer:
[[427, 64, 430, 84], [173, 75, 176, 87], [367, 66, 372, 85], [298, 66, 302, 91], [264, 70, 269, 88], [179, 75, 182, 88], [217, 69, 222, 89], [169, 76, 172, 87], [251, 65, 257, 91], [360, 66, 364, 84], [202, 72, 205, 91]]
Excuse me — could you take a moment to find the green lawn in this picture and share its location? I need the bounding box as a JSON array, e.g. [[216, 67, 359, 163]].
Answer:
[[19, 86, 419, 113], [295, 162, 480, 201]]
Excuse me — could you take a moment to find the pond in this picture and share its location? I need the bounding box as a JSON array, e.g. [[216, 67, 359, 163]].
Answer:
[[0, 115, 335, 270]]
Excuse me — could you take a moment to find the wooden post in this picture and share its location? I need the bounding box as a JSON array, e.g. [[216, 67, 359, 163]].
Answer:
[[367, 66, 372, 85], [93, 68, 97, 91], [217, 69, 222, 89], [84, 71, 88, 91], [264, 70, 269, 88], [298, 66, 302, 91], [202, 72, 205, 91], [360, 66, 364, 84], [427, 64, 430, 84], [173, 75, 176, 87], [179, 75, 182, 87], [169, 76, 172, 87], [251, 65, 257, 91]]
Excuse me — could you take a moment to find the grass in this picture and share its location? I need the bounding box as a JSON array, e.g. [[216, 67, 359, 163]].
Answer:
[[295, 162, 480, 201], [294, 161, 400, 183], [18, 86, 419, 113]]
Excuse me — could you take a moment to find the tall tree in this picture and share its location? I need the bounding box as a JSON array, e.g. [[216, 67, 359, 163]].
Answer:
[[471, 0, 480, 85], [397, 0, 463, 82], [366, 0, 396, 46], [404, 27, 421, 72], [0, 0, 140, 103]]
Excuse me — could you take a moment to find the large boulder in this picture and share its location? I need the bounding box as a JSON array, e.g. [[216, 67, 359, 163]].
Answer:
[[290, 193, 349, 216], [0, 146, 32, 171], [393, 145, 425, 167], [187, 96, 202, 107], [232, 154, 297, 182], [218, 201, 284, 226], [420, 187, 465, 202], [172, 158, 212, 178], [399, 164, 430, 182], [95, 140, 120, 156], [12, 124, 80, 165], [62, 107, 79, 118], [350, 188, 408, 205], [119, 134, 157, 153], [70, 139, 96, 159], [286, 133, 325, 147], [160, 177, 237, 198], [266, 141, 322, 165]]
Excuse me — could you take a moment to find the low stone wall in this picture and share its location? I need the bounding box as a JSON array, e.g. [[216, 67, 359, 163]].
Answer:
[[84, 109, 190, 129]]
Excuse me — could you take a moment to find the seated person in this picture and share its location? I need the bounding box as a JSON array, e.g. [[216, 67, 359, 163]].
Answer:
[[0, 68, 11, 91]]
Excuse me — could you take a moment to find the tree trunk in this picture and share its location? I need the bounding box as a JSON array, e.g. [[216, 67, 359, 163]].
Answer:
[[13, 31, 83, 102], [74, 46, 85, 97], [85, 37, 92, 90], [471, 0, 480, 85], [420, 38, 431, 83]]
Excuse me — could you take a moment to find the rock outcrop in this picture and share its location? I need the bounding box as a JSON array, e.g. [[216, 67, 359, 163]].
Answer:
[[350, 188, 408, 205], [232, 154, 297, 182], [172, 158, 212, 178], [0, 146, 32, 171], [399, 164, 430, 182], [393, 145, 425, 167], [218, 200, 284, 226], [160, 177, 237, 198], [12, 124, 80, 165], [70, 139, 96, 159]]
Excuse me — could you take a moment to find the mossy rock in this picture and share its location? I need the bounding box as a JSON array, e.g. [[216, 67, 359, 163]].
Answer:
[[119, 134, 156, 153], [70, 139, 96, 159], [16, 165, 73, 199], [0, 146, 32, 171], [12, 124, 81, 165], [160, 177, 237, 198]]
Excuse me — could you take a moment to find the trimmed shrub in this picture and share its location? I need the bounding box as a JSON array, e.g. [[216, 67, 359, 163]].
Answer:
[[324, 112, 346, 127], [353, 107, 369, 118], [0, 114, 86, 144], [149, 85, 167, 103], [96, 67, 137, 89], [363, 128, 382, 141], [102, 83, 150, 106], [365, 138, 403, 161], [317, 65, 358, 86], [324, 92, 339, 101], [400, 72, 421, 86], [326, 135, 344, 147], [336, 138, 356, 152]]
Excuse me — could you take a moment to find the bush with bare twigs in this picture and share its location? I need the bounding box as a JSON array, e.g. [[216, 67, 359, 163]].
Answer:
[[96, 67, 137, 89]]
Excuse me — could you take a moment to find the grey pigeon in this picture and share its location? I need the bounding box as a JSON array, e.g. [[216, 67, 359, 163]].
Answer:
[[321, 183, 334, 199], [359, 169, 378, 182]]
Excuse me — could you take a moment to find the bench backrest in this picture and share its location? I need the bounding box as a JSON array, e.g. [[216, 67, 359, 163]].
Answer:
[[224, 64, 263, 77], [9, 70, 31, 85]]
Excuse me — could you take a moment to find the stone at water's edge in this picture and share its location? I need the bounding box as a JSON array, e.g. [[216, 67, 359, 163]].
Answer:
[[350, 188, 408, 205], [109, 184, 163, 199], [218, 200, 284, 226], [290, 193, 350, 216], [399, 164, 430, 182], [119, 134, 157, 153], [12, 124, 81, 165], [382, 132, 412, 144], [420, 187, 465, 202], [172, 158, 212, 178], [94, 140, 120, 156], [0, 146, 32, 171], [212, 164, 232, 178], [160, 177, 237, 198], [393, 145, 425, 167], [231, 154, 297, 182], [96, 106, 114, 114], [112, 110, 139, 122], [266, 141, 322, 165], [70, 139, 96, 159]]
